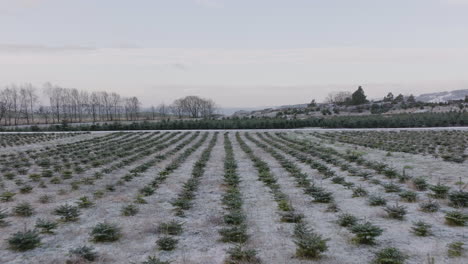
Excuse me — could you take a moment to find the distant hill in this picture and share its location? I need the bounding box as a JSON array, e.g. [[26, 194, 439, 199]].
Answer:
[[277, 103, 308, 109], [415, 89, 468, 103], [229, 88, 468, 118], [220, 106, 274, 115], [231, 103, 307, 114]]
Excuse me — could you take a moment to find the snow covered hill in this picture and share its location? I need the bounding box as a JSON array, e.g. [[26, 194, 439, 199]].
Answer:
[[416, 89, 468, 103]]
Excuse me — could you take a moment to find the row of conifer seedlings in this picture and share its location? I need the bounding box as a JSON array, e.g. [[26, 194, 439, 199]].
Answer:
[[236, 132, 330, 259], [3, 132, 198, 262], [26, 132, 140, 171], [272, 132, 466, 219], [0, 132, 192, 212], [0, 132, 85, 147], [112, 131, 202, 217], [138, 132, 208, 200], [37, 132, 171, 192], [98, 132, 178, 174], [172, 132, 218, 216], [0, 132, 125, 183], [118, 131, 208, 264], [1, 134, 148, 258], [0, 132, 160, 196], [269, 132, 468, 225], [47, 132, 169, 184], [260, 132, 467, 261], [1, 131, 122, 169], [219, 133, 260, 263], [99, 131, 202, 220], [11, 133, 189, 212], [247, 132, 413, 263], [93, 131, 199, 206], [315, 130, 467, 163], [3, 198, 120, 262], [142, 133, 218, 263], [2, 132, 206, 263]]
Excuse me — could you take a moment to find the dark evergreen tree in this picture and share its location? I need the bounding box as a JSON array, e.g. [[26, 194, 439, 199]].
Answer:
[[350, 86, 368, 105], [383, 92, 394, 102], [308, 99, 317, 108], [370, 103, 381, 114], [393, 94, 404, 104]]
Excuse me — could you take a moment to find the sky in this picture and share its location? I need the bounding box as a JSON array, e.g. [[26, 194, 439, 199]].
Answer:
[[1, 0, 468, 107]]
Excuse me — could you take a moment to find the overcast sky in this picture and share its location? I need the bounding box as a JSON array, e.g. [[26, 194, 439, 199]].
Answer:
[[1, 0, 468, 107]]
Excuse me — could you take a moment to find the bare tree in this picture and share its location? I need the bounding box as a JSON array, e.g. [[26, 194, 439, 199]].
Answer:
[[37, 106, 51, 124], [171, 96, 217, 119], [78, 90, 89, 122], [60, 87, 71, 122], [200, 98, 217, 118], [0, 89, 8, 124], [183, 96, 203, 118], [171, 99, 185, 119], [25, 84, 38, 124], [44, 83, 63, 123], [151, 106, 156, 120], [7, 85, 20, 125], [123, 97, 140, 121], [1, 87, 14, 125], [70, 88, 80, 122], [129, 97, 140, 120], [90, 92, 100, 122], [99, 91, 110, 121], [19, 86, 30, 124], [324, 91, 352, 105], [110, 92, 121, 121], [157, 103, 168, 118]]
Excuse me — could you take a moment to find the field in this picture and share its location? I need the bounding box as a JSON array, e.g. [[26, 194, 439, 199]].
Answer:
[[0, 130, 467, 264]]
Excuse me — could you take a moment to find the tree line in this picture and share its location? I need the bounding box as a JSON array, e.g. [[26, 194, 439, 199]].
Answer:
[[323, 86, 419, 106], [0, 83, 141, 126], [2, 83, 465, 129], [324, 86, 369, 106], [0, 83, 218, 126], [4, 111, 466, 131]]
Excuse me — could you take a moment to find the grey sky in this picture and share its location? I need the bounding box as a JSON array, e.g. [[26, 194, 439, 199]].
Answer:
[[1, 0, 468, 107]]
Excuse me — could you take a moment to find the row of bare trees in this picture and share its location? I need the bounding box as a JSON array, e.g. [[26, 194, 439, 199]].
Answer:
[[43, 83, 140, 123], [0, 84, 38, 125], [1, 83, 141, 125], [0, 84, 219, 126]]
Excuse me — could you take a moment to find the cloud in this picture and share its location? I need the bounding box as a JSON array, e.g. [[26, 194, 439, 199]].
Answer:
[[1, 45, 468, 67], [0, 44, 96, 53]]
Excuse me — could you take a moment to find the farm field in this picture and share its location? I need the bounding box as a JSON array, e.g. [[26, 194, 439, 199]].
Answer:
[[0, 130, 466, 264]]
